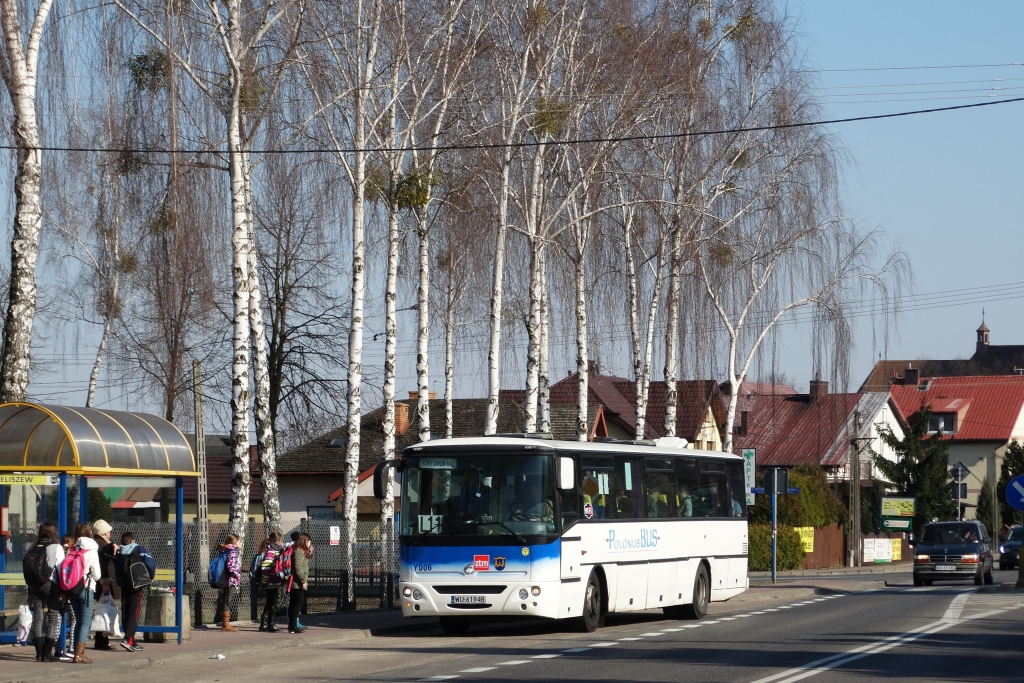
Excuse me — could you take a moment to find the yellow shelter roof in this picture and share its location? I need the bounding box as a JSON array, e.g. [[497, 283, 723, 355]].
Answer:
[[0, 402, 197, 476]]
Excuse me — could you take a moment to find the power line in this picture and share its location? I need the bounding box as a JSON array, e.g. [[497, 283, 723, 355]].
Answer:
[[4, 96, 1024, 156], [818, 62, 1024, 73]]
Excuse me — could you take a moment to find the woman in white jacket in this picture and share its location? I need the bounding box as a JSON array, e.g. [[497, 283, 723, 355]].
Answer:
[[70, 523, 102, 664]]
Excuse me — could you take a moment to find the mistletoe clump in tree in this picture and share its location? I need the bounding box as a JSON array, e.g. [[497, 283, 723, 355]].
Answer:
[[872, 406, 957, 536]]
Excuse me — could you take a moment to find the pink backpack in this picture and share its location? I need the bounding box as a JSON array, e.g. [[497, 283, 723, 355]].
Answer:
[[58, 548, 87, 595]]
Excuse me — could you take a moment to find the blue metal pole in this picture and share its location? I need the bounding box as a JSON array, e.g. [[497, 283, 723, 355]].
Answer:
[[79, 475, 88, 524], [771, 478, 777, 586], [176, 477, 184, 645], [58, 474, 67, 536]]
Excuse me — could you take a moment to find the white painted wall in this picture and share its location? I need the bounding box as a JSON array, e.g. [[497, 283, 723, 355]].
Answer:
[[278, 474, 344, 533]]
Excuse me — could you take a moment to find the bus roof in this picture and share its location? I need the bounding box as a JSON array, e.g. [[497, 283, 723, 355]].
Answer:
[[402, 436, 743, 460]]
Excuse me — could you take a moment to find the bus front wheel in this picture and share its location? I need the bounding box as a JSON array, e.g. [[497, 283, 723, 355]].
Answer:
[[577, 571, 604, 633], [681, 564, 709, 620], [439, 616, 473, 635]]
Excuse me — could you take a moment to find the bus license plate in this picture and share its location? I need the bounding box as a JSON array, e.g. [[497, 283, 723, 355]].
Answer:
[[450, 595, 486, 604], [934, 564, 956, 571]]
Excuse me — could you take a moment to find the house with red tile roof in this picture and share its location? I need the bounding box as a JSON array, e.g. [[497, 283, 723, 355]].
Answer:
[[730, 378, 904, 487], [888, 374, 1024, 520]]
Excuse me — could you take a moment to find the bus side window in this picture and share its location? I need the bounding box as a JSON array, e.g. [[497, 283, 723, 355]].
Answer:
[[674, 458, 699, 517], [613, 457, 644, 519], [580, 457, 613, 519], [726, 461, 746, 517], [559, 455, 580, 528], [644, 458, 675, 518], [694, 460, 726, 517]]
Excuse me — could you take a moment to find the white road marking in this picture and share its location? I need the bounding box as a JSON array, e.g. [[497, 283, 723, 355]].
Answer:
[[562, 647, 591, 653], [682, 624, 703, 628], [750, 611, 766, 615], [702, 620, 721, 624], [719, 617, 737, 621], [530, 654, 561, 659], [640, 632, 666, 636], [907, 587, 936, 592], [812, 598, 826, 602], [590, 642, 618, 647], [459, 667, 496, 673], [419, 677, 459, 681], [764, 608, 780, 612], [748, 588, 1016, 683], [497, 660, 530, 665], [737, 614, 753, 618], [795, 601, 814, 604], [778, 605, 793, 609], [618, 637, 642, 641]]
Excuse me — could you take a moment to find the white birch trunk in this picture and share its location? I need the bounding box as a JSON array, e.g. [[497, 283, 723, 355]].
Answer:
[[86, 222, 118, 408], [226, 113, 252, 549], [247, 186, 281, 534], [444, 281, 455, 439], [380, 199, 398, 575], [523, 139, 546, 433], [485, 158, 512, 435], [722, 341, 740, 453], [0, 0, 54, 403], [663, 230, 682, 438], [416, 215, 431, 441], [624, 224, 643, 439], [538, 249, 550, 435], [636, 247, 665, 440], [574, 237, 589, 441]]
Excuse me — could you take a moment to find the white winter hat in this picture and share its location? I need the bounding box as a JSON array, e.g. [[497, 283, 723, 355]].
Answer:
[[93, 519, 113, 537]]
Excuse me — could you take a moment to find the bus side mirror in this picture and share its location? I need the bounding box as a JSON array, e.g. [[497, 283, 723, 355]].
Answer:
[[373, 459, 401, 499], [558, 457, 575, 490]]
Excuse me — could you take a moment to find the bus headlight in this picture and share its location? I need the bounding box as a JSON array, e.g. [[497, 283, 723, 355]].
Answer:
[[412, 589, 422, 600], [518, 588, 529, 600], [531, 586, 541, 596], [403, 586, 413, 598]]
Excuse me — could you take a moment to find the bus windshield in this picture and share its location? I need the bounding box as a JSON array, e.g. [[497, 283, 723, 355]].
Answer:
[[400, 453, 556, 538]]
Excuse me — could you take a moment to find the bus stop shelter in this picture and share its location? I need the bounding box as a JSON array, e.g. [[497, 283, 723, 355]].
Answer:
[[0, 402, 197, 644]]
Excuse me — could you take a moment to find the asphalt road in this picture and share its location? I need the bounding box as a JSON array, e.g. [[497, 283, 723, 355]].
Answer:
[[56, 569, 1024, 683]]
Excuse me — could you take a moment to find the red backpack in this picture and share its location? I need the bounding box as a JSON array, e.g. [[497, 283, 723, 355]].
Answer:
[[58, 548, 87, 595]]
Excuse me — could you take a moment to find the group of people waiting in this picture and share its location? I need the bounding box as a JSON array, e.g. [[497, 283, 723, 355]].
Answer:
[[22, 519, 156, 664], [213, 530, 313, 635]]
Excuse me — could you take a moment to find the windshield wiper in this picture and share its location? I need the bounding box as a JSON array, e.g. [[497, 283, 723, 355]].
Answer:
[[412, 518, 443, 544], [478, 520, 527, 545]]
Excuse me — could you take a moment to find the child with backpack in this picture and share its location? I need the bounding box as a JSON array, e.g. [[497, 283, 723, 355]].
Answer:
[[111, 532, 156, 652], [287, 533, 312, 634], [255, 532, 284, 632], [210, 534, 241, 631], [23, 522, 64, 662], [63, 523, 102, 664], [57, 535, 76, 662]]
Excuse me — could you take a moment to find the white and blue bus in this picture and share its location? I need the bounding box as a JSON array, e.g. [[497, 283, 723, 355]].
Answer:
[[373, 436, 748, 634]]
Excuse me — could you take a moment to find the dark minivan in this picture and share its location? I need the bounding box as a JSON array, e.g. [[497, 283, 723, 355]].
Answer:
[[913, 521, 994, 586]]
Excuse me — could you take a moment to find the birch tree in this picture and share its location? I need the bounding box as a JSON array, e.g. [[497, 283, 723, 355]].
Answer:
[[0, 0, 55, 402]]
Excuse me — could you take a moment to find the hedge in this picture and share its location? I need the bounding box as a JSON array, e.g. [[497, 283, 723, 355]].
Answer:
[[748, 524, 805, 571]]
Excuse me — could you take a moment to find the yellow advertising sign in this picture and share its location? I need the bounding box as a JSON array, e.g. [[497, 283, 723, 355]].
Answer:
[[795, 526, 815, 553], [891, 539, 902, 562], [880, 497, 915, 518], [0, 474, 59, 486]]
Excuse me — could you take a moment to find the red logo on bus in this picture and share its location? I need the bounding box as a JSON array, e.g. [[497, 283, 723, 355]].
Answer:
[[473, 555, 490, 571]]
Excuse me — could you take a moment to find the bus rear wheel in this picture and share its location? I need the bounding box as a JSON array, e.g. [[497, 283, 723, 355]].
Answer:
[[681, 564, 709, 620], [439, 616, 473, 635], [577, 571, 604, 633]]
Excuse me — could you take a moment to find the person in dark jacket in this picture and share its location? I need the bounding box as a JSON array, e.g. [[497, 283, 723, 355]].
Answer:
[[287, 534, 312, 634], [91, 519, 117, 651], [110, 531, 156, 652], [258, 531, 284, 633], [24, 522, 64, 662]]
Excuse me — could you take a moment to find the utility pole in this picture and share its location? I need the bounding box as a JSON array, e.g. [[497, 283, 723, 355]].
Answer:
[[850, 410, 862, 567]]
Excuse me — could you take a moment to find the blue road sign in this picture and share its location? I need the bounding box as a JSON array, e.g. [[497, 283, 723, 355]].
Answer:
[[1007, 475, 1024, 512]]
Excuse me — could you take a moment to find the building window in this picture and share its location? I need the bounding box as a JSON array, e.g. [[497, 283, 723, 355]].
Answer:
[[928, 413, 956, 434]]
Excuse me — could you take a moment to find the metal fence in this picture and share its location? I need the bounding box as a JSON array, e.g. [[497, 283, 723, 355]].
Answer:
[[2, 519, 400, 631]]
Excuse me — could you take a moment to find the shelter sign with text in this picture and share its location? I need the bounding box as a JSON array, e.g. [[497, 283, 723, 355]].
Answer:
[[879, 496, 915, 531]]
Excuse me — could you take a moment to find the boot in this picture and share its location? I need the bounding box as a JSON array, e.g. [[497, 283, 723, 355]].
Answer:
[[221, 612, 237, 632], [266, 614, 279, 633], [258, 612, 268, 632], [73, 643, 93, 664], [43, 639, 58, 662], [34, 637, 43, 662]]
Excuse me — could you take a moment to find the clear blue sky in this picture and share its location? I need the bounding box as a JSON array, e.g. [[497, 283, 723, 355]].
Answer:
[[777, 1, 1024, 389]]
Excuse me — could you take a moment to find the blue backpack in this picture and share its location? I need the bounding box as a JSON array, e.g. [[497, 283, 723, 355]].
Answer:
[[208, 552, 228, 589]]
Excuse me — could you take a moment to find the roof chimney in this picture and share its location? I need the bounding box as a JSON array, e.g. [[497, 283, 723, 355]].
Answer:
[[808, 374, 828, 404], [904, 365, 920, 386], [407, 390, 437, 400], [395, 402, 410, 435]]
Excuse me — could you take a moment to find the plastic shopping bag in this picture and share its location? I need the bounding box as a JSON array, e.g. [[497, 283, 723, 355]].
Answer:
[[16, 604, 32, 643], [90, 594, 123, 638]]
